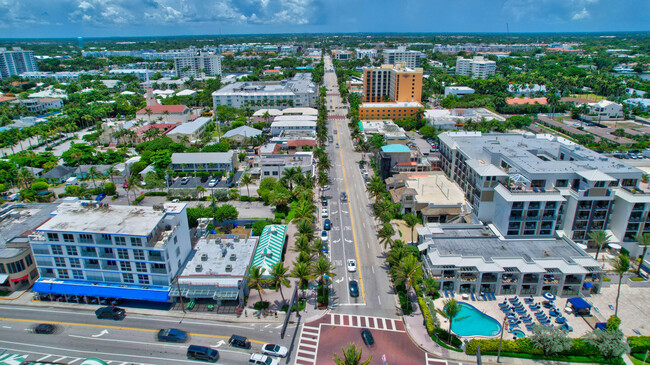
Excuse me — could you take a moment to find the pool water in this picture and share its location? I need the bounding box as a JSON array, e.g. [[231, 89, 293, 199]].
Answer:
[[450, 302, 502, 337], [512, 330, 526, 338]]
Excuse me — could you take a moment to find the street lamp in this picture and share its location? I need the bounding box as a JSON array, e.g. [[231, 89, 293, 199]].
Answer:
[[497, 316, 507, 363]]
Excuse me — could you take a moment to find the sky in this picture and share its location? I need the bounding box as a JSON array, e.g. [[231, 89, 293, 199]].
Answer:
[[0, 0, 648, 38]]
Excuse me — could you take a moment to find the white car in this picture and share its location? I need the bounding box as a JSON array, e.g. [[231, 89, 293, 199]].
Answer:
[[321, 231, 329, 242], [208, 178, 217, 187], [261, 343, 288, 358], [347, 259, 357, 272], [249, 353, 279, 365], [321, 208, 329, 218]]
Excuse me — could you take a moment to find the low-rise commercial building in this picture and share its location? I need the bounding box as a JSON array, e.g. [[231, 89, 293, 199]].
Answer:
[[170, 151, 237, 174], [360, 120, 408, 144], [376, 144, 431, 180], [251, 225, 287, 277], [136, 104, 191, 123], [166, 117, 211, 145], [270, 119, 317, 136], [444, 86, 475, 98], [212, 73, 317, 109], [259, 152, 313, 178], [425, 108, 505, 130]]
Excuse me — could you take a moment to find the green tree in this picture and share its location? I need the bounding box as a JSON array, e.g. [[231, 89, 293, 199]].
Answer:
[[403, 213, 419, 244], [269, 261, 291, 306], [611, 254, 630, 317], [246, 265, 268, 303], [312, 256, 336, 298], [377, 222, 395, 249], [87, 166, 100, 190], [588, 230, 610, 261], [530, 324, 572, 356], [443, 299, 461, 344], [635, 233, 650, 276], [282, 167, 301, 191], [214, 204, 239, 222], [606, 315, 621, 332], [296, 219, 315, 238], [332, 343, 372, 365], [240, 173, 253, 197], [584, 329, 630, 359], [290, 260, 313, 302]]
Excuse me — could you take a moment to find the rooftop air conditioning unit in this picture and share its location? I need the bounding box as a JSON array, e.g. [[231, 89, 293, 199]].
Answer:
[[215, 238, 222, 244], [195, 264, 202, 272], [230, 254, 236, 261], [201, 253, 208, 261], [225, 264, 232, 272]]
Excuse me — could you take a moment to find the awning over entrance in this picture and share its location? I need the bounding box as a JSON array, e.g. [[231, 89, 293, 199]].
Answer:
[[32, 279, 169, 302], [0, 274, 9, 284], [10, 274, 28, 283]]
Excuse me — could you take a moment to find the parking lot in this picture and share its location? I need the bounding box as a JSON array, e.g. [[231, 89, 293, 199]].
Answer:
[[169, 176, 239, 190]]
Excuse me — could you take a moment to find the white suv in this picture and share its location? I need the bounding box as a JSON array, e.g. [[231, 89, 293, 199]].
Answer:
[[249, 353, 279, 365]]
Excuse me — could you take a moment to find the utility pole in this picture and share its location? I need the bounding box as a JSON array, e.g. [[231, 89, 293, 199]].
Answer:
[[497, 316, 507, 363]]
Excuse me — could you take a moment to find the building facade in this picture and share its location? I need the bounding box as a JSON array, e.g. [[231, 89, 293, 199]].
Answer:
[[382, 47, 425, 68], [455, 56, 496, 79], [0, 47, 38, 80], [359, 101, 423, 121], [259, 152, 314, 178], [174, 53, 222, 78], [362, 64, 423, 103], [212, 73, 316, 109], [29, 202, 192, 302], [170, 152, 237, 174]]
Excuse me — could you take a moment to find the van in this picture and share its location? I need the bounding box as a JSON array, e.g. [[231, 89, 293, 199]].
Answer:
[[187, 345, 219, 362]]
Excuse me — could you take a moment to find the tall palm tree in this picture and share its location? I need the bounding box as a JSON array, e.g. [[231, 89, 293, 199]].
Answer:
[[17, 168, 34, 189], [333, 343, 372, 365], [403, 213, 419, 244], [290, 261, 313, 301], [246, 265, 268, 303], [611, 254, 630, 317], [635, 233, 650, 276], [293, 200, 316, 224], [367, 176, 385, 201], [292, 234, 312, 255], [269, 262, 291, 306], [377, 222, 395, 249], [240, 173, 253, 197], [394, 255, 423, 297], [127, 174, 141, 202], [282, 167, 300, 191], [588, 230, 611, 261], [443, 298, 460, 344], [105, 166, 118, 186], [296, 219, 315, 238], [317, 170, 329, 188], [312, 256, 336, 298], [317, 155, 331, 172], [87, 166, 99, 190]]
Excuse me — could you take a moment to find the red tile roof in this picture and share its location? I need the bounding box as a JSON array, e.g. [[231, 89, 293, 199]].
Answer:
[[135, 123, 179, 135], [136, 104, 187, 114], [506, 97, 548, 105], [286, 139, 317, 147], [0, 96, 17, 104]]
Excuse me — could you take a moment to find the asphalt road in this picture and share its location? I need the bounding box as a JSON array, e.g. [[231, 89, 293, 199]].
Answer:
[[0, 304, 300, 364], [322, 55, 399, 318]]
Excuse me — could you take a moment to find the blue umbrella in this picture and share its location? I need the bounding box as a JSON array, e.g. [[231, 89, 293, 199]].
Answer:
[[543, 292, 556, 301]]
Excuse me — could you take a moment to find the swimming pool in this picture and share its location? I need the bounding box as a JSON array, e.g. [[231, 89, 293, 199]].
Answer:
[[450, 302, 502, 337], [512, 330, 526, 338]]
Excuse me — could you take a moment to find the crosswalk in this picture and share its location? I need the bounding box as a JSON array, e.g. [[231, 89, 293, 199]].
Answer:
[[327, 313, 405, 332], [294, 324, 320, 365], [425, 353, 467, 365]]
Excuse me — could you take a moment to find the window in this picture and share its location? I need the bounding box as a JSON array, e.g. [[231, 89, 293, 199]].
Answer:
[[0, 263, 4, 274], [122, 273, 134, 283], [47, 233, 59, 241], [103, 248, 114, 256], [79, 234, 94, 243], [133, 250, 145, 260], [138, 274, 150, 284], [175, 247, 181, 257], [51, 245, 63, 255], [130, 237, 142, 247], [69, 258, 81, 268], [101, 234, 111, 241], [53, 257, 66, 267], [66, 246, 78, 256], [7, 260, 25, 273], [120, 261, 131, 271], [174, 236, 178, 244], [115, 236, 126, 245], [117, 249, 129, 260], [135, 262, 147, 273], [57, 269, 69, 279], [63, 234, 75, 243], [25, 254, 33, 266], [151, 263, 166, 272], [106, 260, 117, 266], [72, 270, 84, 279]]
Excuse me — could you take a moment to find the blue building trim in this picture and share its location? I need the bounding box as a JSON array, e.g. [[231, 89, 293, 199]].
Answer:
[[33, 278, 169, 302]]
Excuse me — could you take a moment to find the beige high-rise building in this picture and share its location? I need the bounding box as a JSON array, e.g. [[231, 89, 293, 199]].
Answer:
[[362, 63, 423, 103]]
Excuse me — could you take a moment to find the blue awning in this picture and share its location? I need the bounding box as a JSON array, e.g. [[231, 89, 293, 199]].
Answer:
[[33, 279, 169, 302], [583, 282, 594, 288], [567, 297, 592, 310], [595, 323, 607, 331]]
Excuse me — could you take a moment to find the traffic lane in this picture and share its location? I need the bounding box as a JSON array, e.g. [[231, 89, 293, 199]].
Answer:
[[316, 325, 425, 365]]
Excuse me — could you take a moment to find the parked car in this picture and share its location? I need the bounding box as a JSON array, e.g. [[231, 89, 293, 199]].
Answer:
[[95, 306, 125, 320], [361, 329, 374, 346], [157, 328, 188, 342], [261, 343, 288, 357], [324, 219, 331, 230], [228, 334, 251, 349], [321, 197, 328, 206], [208, 178, 218, 187], [321, 231, 329, 242], [34, 324, 55, 334], [347, 259, 357, 272], [349, 280, 359, 297], [180, 177, 190, 185], [249, 353, 279, 365], [321, 208, 329, 218]]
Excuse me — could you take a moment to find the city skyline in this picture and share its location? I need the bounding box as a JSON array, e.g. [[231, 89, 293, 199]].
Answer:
[[0, 0, 649, 39]]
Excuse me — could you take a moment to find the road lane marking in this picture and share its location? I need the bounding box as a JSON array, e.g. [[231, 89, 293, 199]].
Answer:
[[68, 334, 185, 348], [37, 355, 51, 362], [0, 318, 267, 344], [378, 295, 382, 305], [371, 265, 375, 274]]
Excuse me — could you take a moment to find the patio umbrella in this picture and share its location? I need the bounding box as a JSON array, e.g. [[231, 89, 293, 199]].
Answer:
[[543, 292, 555, 301]]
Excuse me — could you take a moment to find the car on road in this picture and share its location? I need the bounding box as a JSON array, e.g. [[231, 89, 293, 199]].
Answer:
[[328, 136, 334, 143], [323, 219, 331, 230], [347, 259, 357, 272], [322, 185, 330, 190], [340, 192, 347, 202], [361, 329, 374, 346], [321, 231, 329, 242], [321, 242, 328, 254], [157, 328, 188, 342], [321, 197, 328, 206], [349, 280, 359, 297], [321, 208, 329, 218], [34, 324, 55, 334], [208, 178, 218, 187], [249, 353, 279, 365], [95, 306, 125, 320], [187, 345, 219, 362], [96, 193, 106, 202], [261, 343, 288, 357], [228, 334, 251, 349]]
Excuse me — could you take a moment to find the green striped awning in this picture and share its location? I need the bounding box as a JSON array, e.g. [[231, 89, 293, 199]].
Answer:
[[251, 225, 287, 276], [0, 354, 28, 365]]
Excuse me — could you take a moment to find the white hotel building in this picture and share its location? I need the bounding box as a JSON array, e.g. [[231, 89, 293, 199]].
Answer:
[[29, 201, 192, 302]]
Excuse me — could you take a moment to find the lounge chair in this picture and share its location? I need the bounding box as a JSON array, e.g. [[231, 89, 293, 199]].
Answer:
[[633, 329, 642, 335], [444, 289, 449, 297], [524, 297, 534, 303], [490, 293, 497, 300], [555, 317, 566, 324], [481, 293, 487, 301], [609, 305, 615, 310], [471, 292, 476, 301], [450, 290, 455, 297]]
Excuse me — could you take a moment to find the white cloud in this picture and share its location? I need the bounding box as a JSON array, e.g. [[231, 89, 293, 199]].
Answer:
[[572, 7, 590, 20], [502, 0, 599, 23]]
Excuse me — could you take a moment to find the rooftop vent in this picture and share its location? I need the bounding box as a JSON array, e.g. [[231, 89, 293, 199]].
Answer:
[[215, 237, 222, 244], [201, 253, 208, 261], [230, 253, 236, 261], [222, 247, 227, 257], [195, 264, 202, 272], [225, 264, 232, 272]]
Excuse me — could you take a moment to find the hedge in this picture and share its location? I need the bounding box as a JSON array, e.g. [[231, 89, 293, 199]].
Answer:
[[414, 283, 435, 336], [144, 191, 168, 196], [628, 336, 650, 354]]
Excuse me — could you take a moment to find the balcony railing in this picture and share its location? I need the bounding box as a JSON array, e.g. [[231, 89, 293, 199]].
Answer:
[[81, 251, 97, 257], [151, 267, 167, 274], [99, 252, 115, 258]]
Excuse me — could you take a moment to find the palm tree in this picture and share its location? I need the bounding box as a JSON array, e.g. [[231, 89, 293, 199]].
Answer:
[[333, 343, 372, 365], [296, 219, 315, 238], [403, 213, 419, 244], [246, 265, 268, 303], [290, 261, 313, 301], [317, 155, 331, 172], [588, 230, 611, 261], [377, 222, 395, 249], [282, 167, 300, 190], [293, 234, 312, 254], [611, 254, 630, 317], [293, 200, 316, 224], [269, 262, 291, 307], [367, 176, 385, 201], [105, 166, 119, 186], [394, 255, 422, 298], [17, 168, 34, 189], [443, 298, 460, 344], [312, 256, 336, 298], [317, 170, 329, 188], [635, 233, 650, 276], [240, 173, 253, 197], [144, 107, 153, 122], [127, 174, 141, 202], [87, 166, 99, 190]]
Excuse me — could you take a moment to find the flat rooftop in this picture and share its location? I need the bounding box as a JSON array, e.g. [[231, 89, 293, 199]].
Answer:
[[404, 172, 466, 206], [0, 203, 59, 258], [179, 237, 257, 285], [38, 202, 186, 237]]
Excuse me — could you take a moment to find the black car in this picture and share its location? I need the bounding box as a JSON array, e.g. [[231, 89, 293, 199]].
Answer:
[[34, 324, 55, 334], [349, 280, 359, 297], [361, 329, 374, 346], [340, 192, 347, 202], [321, 197, 328, 206], [95, 306, 125, 320], [228, 334, 251, 349], [157, 328, 188, 342]]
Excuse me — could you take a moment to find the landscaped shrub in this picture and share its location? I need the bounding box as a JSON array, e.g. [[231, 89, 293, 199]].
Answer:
[[628, 336, 650, 354], [253, 301, 270, 310], [434, 328, 462, 348], [467, 338, 603, 359], [144, 191, 167, 196]]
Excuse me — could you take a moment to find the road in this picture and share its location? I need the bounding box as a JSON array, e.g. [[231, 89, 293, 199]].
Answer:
[[322, 55, 398, 318], [0, 304, 299, 364]]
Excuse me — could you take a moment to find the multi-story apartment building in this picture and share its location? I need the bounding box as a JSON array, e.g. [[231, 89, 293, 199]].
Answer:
[[362, 63, 423, 103], [382, 46, 425, 68], [359, 101, 423, 121], [0, 47, 38, 79], [438, 132, 644, 245], [212, 73, 316, 109], [355, 49, 377, 60], [29, 201, 192, 302], [455, 56, 496, 79], [174, 53, 222, 78], [332, 50, 353, 61]]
